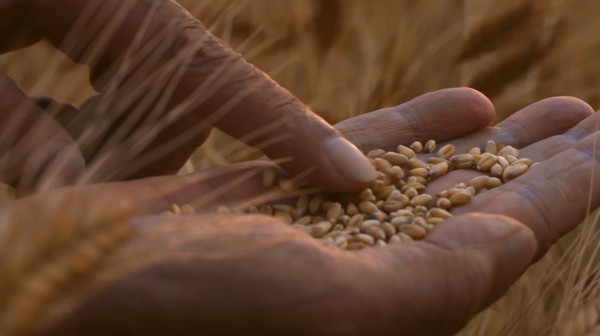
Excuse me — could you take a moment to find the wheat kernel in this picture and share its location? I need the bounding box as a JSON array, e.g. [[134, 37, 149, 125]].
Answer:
[[216, 206, 230, 214], [505, 154, 518, 164], [391, 216, 412, 227], [451, 154, 476, 169], [408, 158, 429, 169], [409, 168, 429, 178], [308, 195, 325, 214], [375, 239, 387, 247], [498, 145, 519, 157], [468, 147, 482, 155], [365, 226, 386, 240], [413, 217, 428, 228], [374, 185, 394, 199], [259, 205, 273, 215], [170, 203, 181, 215], [180, 204, 195, 215], [374, 211, 387, 222], [485, 140, 498, 154], [397, 145, 417, 158], [436, 197, 452, 210], [346, 203, 359, 216], [428, 157, 449, 165], [466, 186, 477, 196], [469, 175, 489, 191], [424, 139, 437, 153], [374, 158, 394, 174], [358, 200, 377, 214], [385, 189, 402, 201], [262, 168, 278, 187], [389, 166, 405, 179], [359, 219, 380, 230], [490, 163, 503, 177], [429, 161, 449, 178], [359, 188, 376, 202], [485, 177, 502, 189], [437, 144, 456, 159], [311, 221, 333, 238], [427, 217, 445, 225], [449, 191, 472, 205], [326, 203, 342, 221], [367, 149, 386, 158], [407, 176, 428, 185], [382, 200, 404, 212], [497, 155, 509, 169], [400, 224, 427, 239], [403, 187, 420, 198], [388, 234, 403, 244], [311, 216, 325, 224], [382, 152, 409, 166], [348, 214, 364, 227], [381, 222, 397, 237], [409, 141, 424, 152], [429, 207, 452, 219], [513, 158, 533, 166], [411, 194, 433, 207], [355, 233, 375, 245], [296, 195, 309, 215], [503, 162, 529, 181], [335, 239, 349, 250], [477, 153, 497, 171]]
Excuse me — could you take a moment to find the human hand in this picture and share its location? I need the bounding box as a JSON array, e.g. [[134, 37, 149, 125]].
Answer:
[[0, 0, 379, 194], [27, 88, 599, 335]]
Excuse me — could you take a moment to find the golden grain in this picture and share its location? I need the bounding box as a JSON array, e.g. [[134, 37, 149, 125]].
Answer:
[[367, 149, 386, 159], [397, 144, 417, 158], [382, 152, 409, 166], [449, 191, 472, 206], [490, 163, 504, 177], [400, 224, 427, 239], [429, 161, 449, 178], [502, 162, 529, 181], [409, 141, 424, 153], [437, 144, 456, 159], [424, 139, 437, 153], [411, 194, 433, 207], [408, 158, 429, 169], [310, 221, 333, 238]]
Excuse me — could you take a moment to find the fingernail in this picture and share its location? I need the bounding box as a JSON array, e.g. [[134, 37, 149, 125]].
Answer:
[[323, 137, 377, 184]]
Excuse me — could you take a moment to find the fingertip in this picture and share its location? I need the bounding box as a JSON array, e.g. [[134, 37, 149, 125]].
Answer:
[[529, 96, 595, 126], [429, 87, 496, 128], [316, 136, 377, 193]]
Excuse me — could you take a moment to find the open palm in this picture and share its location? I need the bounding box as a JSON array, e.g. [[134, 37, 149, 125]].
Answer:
[[28, 88, 599, 336]]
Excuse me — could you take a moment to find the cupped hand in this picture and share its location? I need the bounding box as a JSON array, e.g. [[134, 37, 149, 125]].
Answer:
[[30, 89, 600, 336]]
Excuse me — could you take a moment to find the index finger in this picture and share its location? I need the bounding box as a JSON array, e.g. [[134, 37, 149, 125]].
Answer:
[[15, 0, 376, 192]]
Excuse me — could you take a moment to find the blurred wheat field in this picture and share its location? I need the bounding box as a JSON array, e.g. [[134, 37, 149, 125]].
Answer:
[[0, 0, 599, 335]]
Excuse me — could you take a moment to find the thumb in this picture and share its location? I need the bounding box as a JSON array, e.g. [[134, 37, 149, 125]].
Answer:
[[352, 213, 537, 335]]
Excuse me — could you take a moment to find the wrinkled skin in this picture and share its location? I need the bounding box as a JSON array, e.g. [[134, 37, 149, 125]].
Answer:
[[0, 1, 599, 335]]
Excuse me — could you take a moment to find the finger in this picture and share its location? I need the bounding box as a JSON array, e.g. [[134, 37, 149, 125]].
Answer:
[[520, 110, 600, 161], [448, 97, 593, 153], [334, 87, 495, 152], [19, 1, 376, 193], [445, 97, 594, 154], [352, 213, 536, 335], [0, 74, 85, 194], [24, 160, 284, 216], [455, 132, 600, 259]]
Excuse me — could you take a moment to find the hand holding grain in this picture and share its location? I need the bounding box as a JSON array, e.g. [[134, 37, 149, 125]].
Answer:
[[19, 89, 598, 336]]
